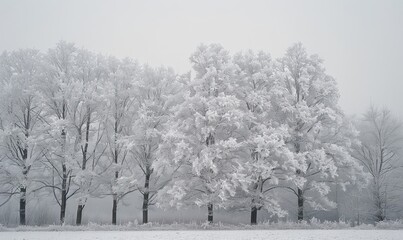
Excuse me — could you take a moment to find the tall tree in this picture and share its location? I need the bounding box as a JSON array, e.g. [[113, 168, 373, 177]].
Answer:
[[123, 65, 181, 224], [272, 43, 361, 221], [103, 57, 139, 225], [70, 49, 108, 225], [156, 44, 249, 224], [353, 106, 402, 221], [39, 41, 80, 224], [0, 49, 44, 225], [232, 50, 291, 224]]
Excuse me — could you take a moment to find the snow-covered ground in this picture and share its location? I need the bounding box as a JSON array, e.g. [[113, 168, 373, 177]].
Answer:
[[1, 230, 402, 240]]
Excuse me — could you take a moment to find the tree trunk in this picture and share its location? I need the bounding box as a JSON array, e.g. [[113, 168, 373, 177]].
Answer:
[[205, 134, 214, 224], [76, 110, 91, 226], [297, 188, 304, 221], [250, 178, 260, 225], [142, 172, 151, 224], [112, 194, 117, 225], [357, 211, 360, 226], [251, 206, 258, 225], [60, 124, 68, 225], [20, 144, 29, 225], [373, 182, 385, 222], [112, 109, 119, 225], [207, 203, 213, 223], [60, 164, 67, 225], [60, 190, 67, 224], [19, 187, 26, 225], [76, 204, 84, 225], [335, 183, 339, 222], [20, 164, 28, 226]]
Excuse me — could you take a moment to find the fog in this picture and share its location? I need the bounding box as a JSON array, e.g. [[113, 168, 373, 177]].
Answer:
[[1, 0, 403, 227], [1, 0, 403, 117]]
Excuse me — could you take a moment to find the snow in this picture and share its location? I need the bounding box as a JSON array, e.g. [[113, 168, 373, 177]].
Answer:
[[0, 230, 402, 240]]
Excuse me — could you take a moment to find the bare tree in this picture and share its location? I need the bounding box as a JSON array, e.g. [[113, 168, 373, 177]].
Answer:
[[353, 106, 402, 222]]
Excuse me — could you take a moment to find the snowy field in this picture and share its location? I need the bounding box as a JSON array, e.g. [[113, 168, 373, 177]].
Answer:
[[1, 230, 402, 240]]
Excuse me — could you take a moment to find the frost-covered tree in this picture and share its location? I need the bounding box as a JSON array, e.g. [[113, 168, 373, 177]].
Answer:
[[155, 44, 249, 224], [0, 49, 45, 225], [102, 57, 139, 225], [121, 65, 182, 224], [232, 50, 292, 224], [37, 41, 82, 224], [353, 106, 402, 222], [69, 49, 109, 225], [272, 43, 362, 221], [0, 42, 379, 226]]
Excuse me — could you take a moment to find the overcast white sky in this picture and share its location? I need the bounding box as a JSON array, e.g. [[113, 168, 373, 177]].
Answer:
[[1, 0, 402, 118]]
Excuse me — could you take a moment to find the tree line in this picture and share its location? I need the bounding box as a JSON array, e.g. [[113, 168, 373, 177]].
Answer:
[[0, 42, 401, 226]]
